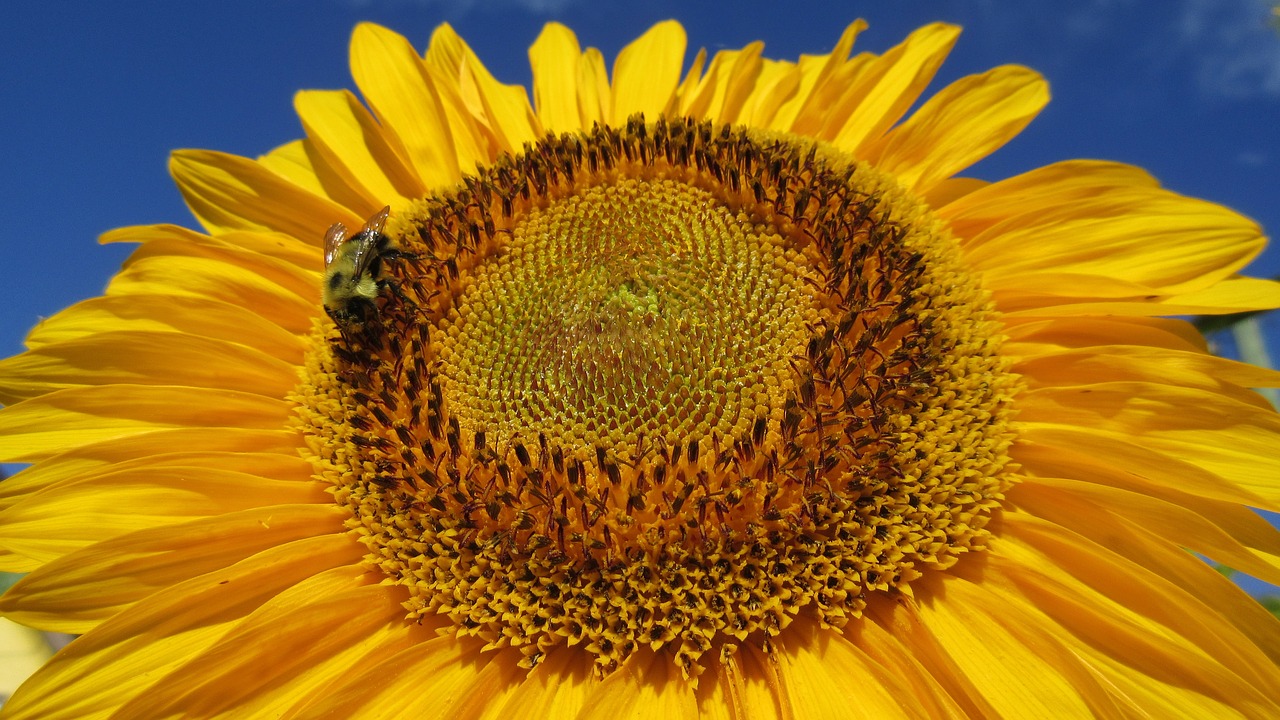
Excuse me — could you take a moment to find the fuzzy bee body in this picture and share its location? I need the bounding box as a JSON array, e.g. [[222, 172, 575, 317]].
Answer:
[[322, 206, 400, 331]]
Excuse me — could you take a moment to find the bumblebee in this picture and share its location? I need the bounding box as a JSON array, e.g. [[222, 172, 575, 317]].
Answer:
[[322, 206, 406, 331]]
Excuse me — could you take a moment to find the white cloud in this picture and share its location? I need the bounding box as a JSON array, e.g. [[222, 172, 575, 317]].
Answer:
[[1235, 150, 1270, 167], [1174, 0, 1280, 98]]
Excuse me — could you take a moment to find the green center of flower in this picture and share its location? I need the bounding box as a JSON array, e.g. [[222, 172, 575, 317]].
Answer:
[[296, 117, 1018, 680]]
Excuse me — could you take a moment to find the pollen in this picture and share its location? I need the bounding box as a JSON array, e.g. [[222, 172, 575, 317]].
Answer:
[[295, 117, 1019, 681]]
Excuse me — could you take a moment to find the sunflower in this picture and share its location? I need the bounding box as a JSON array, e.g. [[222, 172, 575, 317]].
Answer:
[[3, 17, 1280, 719]]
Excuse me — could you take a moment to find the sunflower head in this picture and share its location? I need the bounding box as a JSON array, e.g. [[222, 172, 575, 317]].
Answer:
[[2, 17, 1280, 719]]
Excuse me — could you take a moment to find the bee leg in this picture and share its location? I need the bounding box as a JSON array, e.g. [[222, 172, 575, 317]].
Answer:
[[384, 249, 428, 274], [382, 278, 417, 308]]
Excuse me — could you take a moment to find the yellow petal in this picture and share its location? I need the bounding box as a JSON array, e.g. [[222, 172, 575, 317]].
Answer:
[[862, 65, 1047, 192], [349, 22, 461, 189], [1, 504, 345, 632], [0, 434, 298, 516], [610, 20, 686, 125], [285, 635, 522, 720], [1003, 315, 1208, 355], [997, 513, 1280, 705], [115, 569, 405, 718], [738, 58, 801, 129], [529, 23, 585, 134], [577, 649, 698, 719], [102, 246, 318, 335], [937, 160, 1159, 241], [769, 20, 866, 133], [421, 24, 495, 173], [912, 578, 1101, 717], [1018, 382, 1280, 508], [680, 43, 765, 125], [0, 385, 291, 463], [428, 24, 538, 153], [1012, 478, 1280, 649], [0, 463, 326, 568], [577, 47, 611, 127], [482, 650, 596, 720], [774, 619, 925, 718], [1013, 345, 1280, 405], [999, 276, 1280, 317], [971, 192, 1264, 296], [0, 330, 300, 405], [294, 89, 426, 207], [170, 149, 358, 238], [21, 295, 306, 365], [1016, 424, 1271, 512], [256, 140, 326, 197], [829, 23, 962, 155], [0, 535, 361, 720]]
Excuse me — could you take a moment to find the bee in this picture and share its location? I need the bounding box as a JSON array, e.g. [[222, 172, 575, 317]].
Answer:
[[322, 206, 408, 331]]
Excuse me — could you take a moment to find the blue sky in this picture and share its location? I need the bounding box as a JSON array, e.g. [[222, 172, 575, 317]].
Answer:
[[1, 0, 1279, 593]]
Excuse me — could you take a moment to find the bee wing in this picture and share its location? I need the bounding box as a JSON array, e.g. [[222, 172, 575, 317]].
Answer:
[[323, 222, 348, 268], [348, 206, 393, 277], [362, 206, 391, 236]]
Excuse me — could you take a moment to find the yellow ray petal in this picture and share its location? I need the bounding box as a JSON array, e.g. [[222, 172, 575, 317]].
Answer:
[[100, 222, 319, 272], [999, 276, 1280, 316], [578, 649, 698, 719], [349, 22, 461, 189], [294, 89, 426, 207], [256, 139, 326, 197], [970, 193, 1264, 296], [170, 149, 358, 238], [937, 160, 1159, 241], [1013, 345, 1280, 407], [529, 23, 584, 134], [0, 330, 300, 405], [610, 20, 686, 125], [0, 464, 327, 568], [862, 65, 1047, 192], [913, 577, 1112, 717], [690, 647, 779, 720], [284, 636, 522, 720], [996, 514, 1280, 705], [0, 535, 361, 720], [1, 504, 346, 632], [849, 611, 971, 718], [1016, 432, 1280, 580], [769, 20, 866, 133], [21, 295, 306, 366], [862, 594, 997, 718], [111, 227, 320, 297], [114, 569, 407, 719], [104, 254, 317, 335], [672, 47, 707, 114], [481, 649, 596, 720], [774, 619, 925, 718], [0, 434, 299, 515], [829, 23, 962, 156], [1003, 315, 1208, 355], [1011, 478, 1280, 660], [578, 47, 611, 127], [738, 58, 800, 129], [680, 43, 765, 125], [428, 24, 539, 154], [0, 385, 291, 463], [1018, 382, 1280, 507], [421, 24, 494, 173]]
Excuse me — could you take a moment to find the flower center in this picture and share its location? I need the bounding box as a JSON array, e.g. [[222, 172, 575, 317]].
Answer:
[[295, 117, 1018, 680], [438, 179, 815, 461]]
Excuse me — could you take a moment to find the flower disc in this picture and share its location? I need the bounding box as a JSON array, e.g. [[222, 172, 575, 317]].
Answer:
[[298, 117, 1018, 678]]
